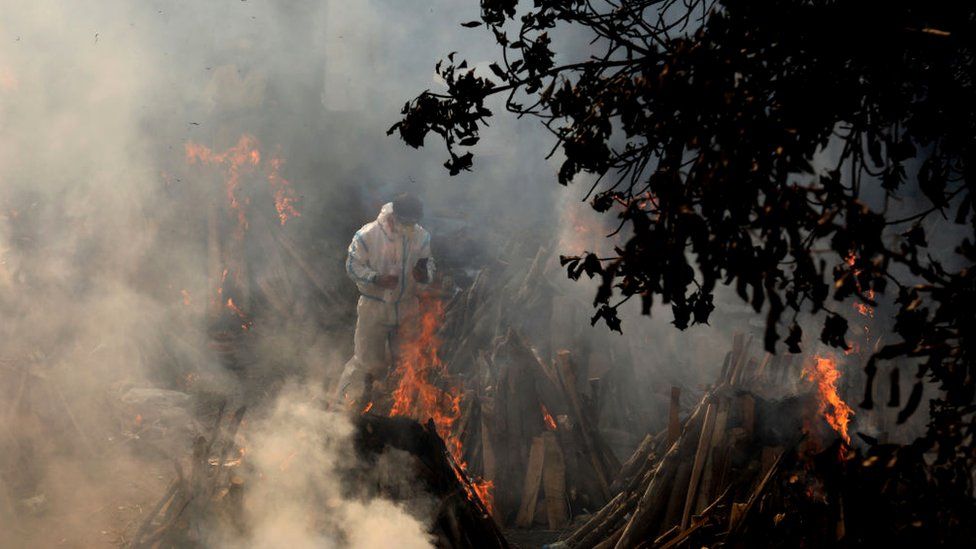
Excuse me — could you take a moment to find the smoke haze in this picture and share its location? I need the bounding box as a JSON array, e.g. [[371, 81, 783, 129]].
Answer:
[[0, 1, 896, 546]]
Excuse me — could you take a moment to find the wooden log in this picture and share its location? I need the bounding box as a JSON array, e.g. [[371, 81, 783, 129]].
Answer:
[[728, 449, 783, 537], [660, 458, 693, 534], [480, 401, 498, 510], [680, 402, 716, 530], [653, 524, 680, 547], [667, 386, 682, 446], [729, 502, 748, 531], [726, 333, 744, 384], [760, 446, 784, 478], [611, 433, 653, 493], [613, 402, 706, 549], [718, 351, 732, 386], [542, 432, 569, 529], [555, 351, 613, 500], [515, 436, 546, 528], [129, 479, 178, 546], [695, 397, 729, 511], [753, 353, 773, 382], [728, 336, 753, 386], [739, 394, 756, 438], [575, 490, 639, 549], [613, 450, 678, 548], [592, 528, 623, 549], [563, 491, 626, 548]]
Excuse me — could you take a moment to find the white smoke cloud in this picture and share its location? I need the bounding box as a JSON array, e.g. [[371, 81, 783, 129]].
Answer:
[[213, 383, 433, 549]]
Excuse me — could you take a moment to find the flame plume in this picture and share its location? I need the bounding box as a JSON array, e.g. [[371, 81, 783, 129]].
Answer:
[[185, 134, 300, 234], [803, 355, 855, 445], [389, 298, 494, 513]]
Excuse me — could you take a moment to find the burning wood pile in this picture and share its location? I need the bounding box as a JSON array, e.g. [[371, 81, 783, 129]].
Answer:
[[360, 243, 645, 530], [547, 328, 972, 548], [353, 414, 509, 548], [552, 334, 810, 548]]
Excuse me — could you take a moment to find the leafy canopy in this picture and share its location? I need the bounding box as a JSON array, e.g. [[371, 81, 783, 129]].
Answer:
[[390, 0, 975, 493]]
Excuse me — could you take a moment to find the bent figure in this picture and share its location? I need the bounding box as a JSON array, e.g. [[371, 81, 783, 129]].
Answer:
[[336, 193, 435, 407]]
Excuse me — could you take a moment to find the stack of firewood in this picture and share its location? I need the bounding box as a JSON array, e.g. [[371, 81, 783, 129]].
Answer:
[[553, 334, 809, 548], [435, 246, 649, 527]]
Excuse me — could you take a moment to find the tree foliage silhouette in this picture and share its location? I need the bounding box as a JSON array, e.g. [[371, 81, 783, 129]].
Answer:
[[391, 0, 975, 498]]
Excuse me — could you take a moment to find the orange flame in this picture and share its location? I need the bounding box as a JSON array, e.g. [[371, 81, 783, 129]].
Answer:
[[225, 298, 252, 330], [267, 154, 301, 225], [802, 355, 854, 445], [845, 252, 875, 317], [389, 298, 494, 513], [541, 403, 557, 431], [185, 134, 300, 234], [186, 135, 261, 237]]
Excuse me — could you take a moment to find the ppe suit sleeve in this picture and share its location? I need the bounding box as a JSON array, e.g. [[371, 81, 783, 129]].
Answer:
[[345, 231, 377, 286], [419, 231, 435, 285]]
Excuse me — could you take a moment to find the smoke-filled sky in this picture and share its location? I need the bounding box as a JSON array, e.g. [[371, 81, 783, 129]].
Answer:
[[0, 2, 579, 546], [0, 1, 921, 547]]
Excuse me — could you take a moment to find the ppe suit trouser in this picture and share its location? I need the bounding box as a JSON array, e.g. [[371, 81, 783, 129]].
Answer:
[[335, 297, 394, 405]]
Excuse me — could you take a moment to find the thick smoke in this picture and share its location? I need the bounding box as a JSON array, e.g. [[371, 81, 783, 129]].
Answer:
[[213, 383, 433, 549], [0, 0, 896, 546], [0, 0, 558, 545]]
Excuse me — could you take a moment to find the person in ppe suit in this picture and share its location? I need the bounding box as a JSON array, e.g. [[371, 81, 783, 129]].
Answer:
[[335, 193, 436, 408]]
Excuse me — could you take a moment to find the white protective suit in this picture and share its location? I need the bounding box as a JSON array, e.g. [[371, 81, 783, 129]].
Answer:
[[336, 202, 435, 404]]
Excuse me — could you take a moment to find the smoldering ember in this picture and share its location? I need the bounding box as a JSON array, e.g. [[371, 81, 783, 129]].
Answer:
[[1, 1, 974, 548]]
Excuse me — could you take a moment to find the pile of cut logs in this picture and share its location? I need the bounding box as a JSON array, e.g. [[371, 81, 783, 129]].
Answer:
[[552, 334, 810, 548], [434, 247, 643, 528]]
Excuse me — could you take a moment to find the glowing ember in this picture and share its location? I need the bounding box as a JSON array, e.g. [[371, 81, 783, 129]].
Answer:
[[802, 355, 854, 445], [361, 401, 374, 414], [845, 252, 875, 316], [225, 298, 252, 330], [389, 298, 494, 513], [541, 403, 557, 431]]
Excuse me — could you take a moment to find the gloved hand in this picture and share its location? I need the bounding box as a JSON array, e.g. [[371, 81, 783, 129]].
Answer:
[[412, 258, 430, 283], [374, 274, 399, 289]]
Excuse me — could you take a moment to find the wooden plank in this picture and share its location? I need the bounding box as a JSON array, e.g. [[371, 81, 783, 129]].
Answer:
[[542, 432, 569, 529], [754, 353, 773, 381], [479, 400, 499, 516], [515, 436, 546, 528], [729, 449, 784, 536], [563, 491, 625, 547], [761, 446, 783, 477], [555, 350, 612, 499], [614, 402, 707, 548], [695, 398, 729, 511], [661, 458, 692, 533], [740, 394, 756, 437], [612, 433, 653, 492], [680, 402, 716, 529]]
